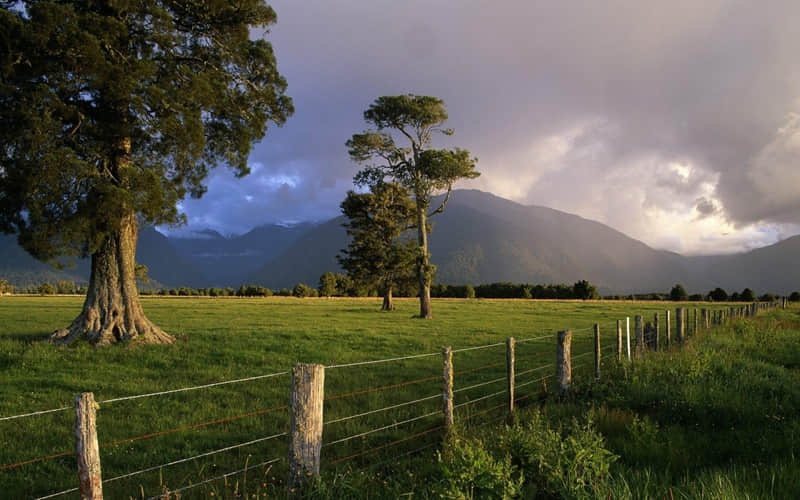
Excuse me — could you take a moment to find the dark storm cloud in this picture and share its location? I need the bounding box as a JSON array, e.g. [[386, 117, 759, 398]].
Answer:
[[174, 0, 800, 253], [695, 198, 718, 219]]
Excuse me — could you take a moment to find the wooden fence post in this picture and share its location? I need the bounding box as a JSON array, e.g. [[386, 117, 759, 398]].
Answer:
[[76, 392, 103, 500], [593, 324, 600, 379], [665, 310, 671, 348], [625, 317, 631, 361], [506, 338, 515, 414], [288, 363, 324, 495], [693, 309, 698, 335], [676, 308, 685, 344], [653, 313, 660, 351], [616, 319, 623, 362], [556, 330, 572, 394], [443, 347, 454, 431], [634, 315, 644, 358]]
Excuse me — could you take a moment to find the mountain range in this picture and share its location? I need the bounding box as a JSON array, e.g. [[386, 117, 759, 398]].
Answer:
[[1, 189, 798, 295]]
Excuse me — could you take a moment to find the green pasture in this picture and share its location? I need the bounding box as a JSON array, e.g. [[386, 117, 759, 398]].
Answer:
[[0, 296, 751, 498]]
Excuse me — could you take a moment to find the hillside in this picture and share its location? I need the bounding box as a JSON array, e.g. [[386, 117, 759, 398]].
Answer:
[[249, 190, 708, 293], [2, 190, 799, 294]]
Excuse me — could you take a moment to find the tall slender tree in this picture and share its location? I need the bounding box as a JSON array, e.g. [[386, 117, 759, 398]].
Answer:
[[0, 2, 292, 344], [346, 95, 479, 318], [338, 182, 417, 311]]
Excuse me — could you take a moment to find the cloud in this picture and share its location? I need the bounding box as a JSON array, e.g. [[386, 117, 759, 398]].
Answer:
[[174, 0, 800, 255]]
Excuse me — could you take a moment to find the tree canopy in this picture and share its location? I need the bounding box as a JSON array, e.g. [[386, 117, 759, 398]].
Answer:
[[0, 1, 292, 344], [1, 1, 292, 260], [347, 94, 478, 318], [338, 182, 418, 311], [669, 284, 688, 301]]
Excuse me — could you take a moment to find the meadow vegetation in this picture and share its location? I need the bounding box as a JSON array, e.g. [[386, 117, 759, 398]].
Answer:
[[0, 297, 796, 498]]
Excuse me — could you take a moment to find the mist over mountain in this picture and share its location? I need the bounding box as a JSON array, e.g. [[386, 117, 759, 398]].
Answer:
[[2, 190, 798, 295]]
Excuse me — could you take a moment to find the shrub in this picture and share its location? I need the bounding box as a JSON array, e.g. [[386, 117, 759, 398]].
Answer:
[[293, 283, 313, 298], [670, 284, 688, 301], [501, 411, 616, 499], [438, 437, 523, 500]]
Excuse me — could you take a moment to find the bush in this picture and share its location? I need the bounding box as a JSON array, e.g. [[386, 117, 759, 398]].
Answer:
[[789, 291, 800, 302], [501, 412, 616, 499], [293, 283, 313, 298], [438, 437, 523, 499], [438, 411, 616, 499], [670, 284, 688, 301], [37, 282, 56, 295]]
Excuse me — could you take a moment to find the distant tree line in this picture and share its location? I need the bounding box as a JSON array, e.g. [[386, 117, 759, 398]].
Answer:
[[3, 276, 799, 304]]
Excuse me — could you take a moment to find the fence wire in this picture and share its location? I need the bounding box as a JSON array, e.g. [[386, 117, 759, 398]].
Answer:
[[149, 456, 284, 500], [98, 370, 289, 405]]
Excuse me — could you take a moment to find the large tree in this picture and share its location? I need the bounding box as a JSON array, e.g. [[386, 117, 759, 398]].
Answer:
[[346, 95, 479, 318], [338, 182, 417, 311], [0, 2, 292, 345]]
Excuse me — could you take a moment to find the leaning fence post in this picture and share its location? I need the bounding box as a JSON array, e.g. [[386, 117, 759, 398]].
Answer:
[[506, 337, 515, 414], [634, 315, 644, 358], [288, 363, 324, 495], [593, 324, 601, 379], [443, 346, 454, 431], [76, 392, 103, 500], [616, 319, 623, 362], [556, 330, 572, 394]]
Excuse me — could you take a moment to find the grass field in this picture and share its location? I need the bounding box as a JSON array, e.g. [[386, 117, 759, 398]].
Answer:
[[0, 296, 782, 498]]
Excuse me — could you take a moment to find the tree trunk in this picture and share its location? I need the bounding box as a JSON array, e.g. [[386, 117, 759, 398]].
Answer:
[[381, 286, 394, 311], [416, 205, 432, 319], [51, 213, 173, 346]]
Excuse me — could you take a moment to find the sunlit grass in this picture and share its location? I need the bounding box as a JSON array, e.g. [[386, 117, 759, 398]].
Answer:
[[0, 296, 756, 498]]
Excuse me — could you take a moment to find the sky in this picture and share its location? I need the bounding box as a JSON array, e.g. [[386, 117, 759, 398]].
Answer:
[[170, 0, 800, 255]]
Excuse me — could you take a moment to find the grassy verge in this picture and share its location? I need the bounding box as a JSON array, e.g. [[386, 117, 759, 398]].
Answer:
[[431, 306, 800, 499]]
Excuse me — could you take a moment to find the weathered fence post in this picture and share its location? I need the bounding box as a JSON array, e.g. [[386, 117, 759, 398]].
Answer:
[[665, 310, 671, 348], [676, 308, 685, 344], [616, 319, 623, 362], [653, 313, 660, 351], [625, 317, 631, 361], [76, 392, 103, 500], [556, 330, 572, 394], [593, 324, 601, 379], [634, 315, 644, 358], [443, 347, 454, 431], [693, 309, 698, 335], [506, 338, 515, 414], [288, 363, 325, 495]]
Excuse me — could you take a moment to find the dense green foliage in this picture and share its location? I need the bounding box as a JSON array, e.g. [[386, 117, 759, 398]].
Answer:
[[669, 283, 689, 301], [338, 183, 418, 306], [0, 1, 292, 261]]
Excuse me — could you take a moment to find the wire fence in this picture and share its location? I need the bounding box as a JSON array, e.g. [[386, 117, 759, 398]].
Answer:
[[2, 303, 767, 499]]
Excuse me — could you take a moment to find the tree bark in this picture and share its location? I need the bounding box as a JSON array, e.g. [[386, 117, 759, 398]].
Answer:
[[51, 213, 173, 346], [416, 204, 432, 319], [381, 286, 394, 311]]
